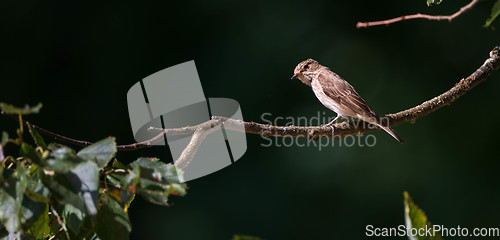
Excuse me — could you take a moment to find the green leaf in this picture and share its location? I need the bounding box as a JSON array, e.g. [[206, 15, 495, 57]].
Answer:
[[77, 137, 116, 169], [96, 194, 131, 240], [426, 0, 442, 6], [122, 162, 140, 189], [130, 158, 186, 206], [26, 204, 51, 239], [134, 157, 182, 184], [25, 179, 50, 203], [105, 163, 138, 207], [105, 160, 140, 190], [0, 132, 8, 163], [0, 164, 27, 233], [232, 234, 262, 240], [20, 143, 43, 166], [71, 161, 99, 216], [485, 0, 500, 29], [42, 173, 84, 212], [106, 173, 123, 188], [62, 204, 85, 235], [404, 192, 443, 240], [20, 197, 47, 229], [73, 216, 97, 240], [27, 124, 47, 150], [123, 193, 135, 213], [0, 132, 8, 146], [0, 103, 42, 115], [22, 181, 51, 237], [0, 167, 5, 185], [42, 161, 99, 216], [135, 179, 172, 205], [135, 177, 187, 206], [45, 144, 84, 172]]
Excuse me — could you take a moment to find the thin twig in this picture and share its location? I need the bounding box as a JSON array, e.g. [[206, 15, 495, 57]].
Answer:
[[1, 113, 168, 151], [2, 46, 499, 155], [49, 204, 70, 240], [356, 0, 480, 28]]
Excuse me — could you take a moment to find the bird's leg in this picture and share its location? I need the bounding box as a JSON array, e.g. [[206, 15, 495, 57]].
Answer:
[[326, 115, 342, 126]]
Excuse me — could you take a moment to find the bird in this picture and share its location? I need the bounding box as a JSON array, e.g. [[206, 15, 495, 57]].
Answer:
[[291, 58, 405, 143]]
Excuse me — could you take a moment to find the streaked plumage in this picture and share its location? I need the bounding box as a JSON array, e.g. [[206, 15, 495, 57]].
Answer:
[[292, 58, 404, 143]]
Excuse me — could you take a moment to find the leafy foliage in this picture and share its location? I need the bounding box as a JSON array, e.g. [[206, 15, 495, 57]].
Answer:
[[96, 193, 131, 240], [485, 0, 500, 29], [0, 103, 42, 115], [0, 164, 27, 233], [404, 192, 443, 240], [426, 0, 442, 7], [0, 103, 187, 239], [77, 138, 116, 169], [27, 124, 47, 150]]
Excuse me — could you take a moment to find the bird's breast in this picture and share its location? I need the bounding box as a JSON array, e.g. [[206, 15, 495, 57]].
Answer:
[[311, 79, 346, 115]]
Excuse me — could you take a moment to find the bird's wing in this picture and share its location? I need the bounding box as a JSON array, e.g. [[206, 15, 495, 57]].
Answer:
[[318, 70, 379, 120]]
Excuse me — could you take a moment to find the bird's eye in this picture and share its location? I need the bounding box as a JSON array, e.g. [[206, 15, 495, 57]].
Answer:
[[304, 64, 309, 70]]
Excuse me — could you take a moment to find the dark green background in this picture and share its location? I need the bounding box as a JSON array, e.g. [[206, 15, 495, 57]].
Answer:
[[1, 0, 499, 239]]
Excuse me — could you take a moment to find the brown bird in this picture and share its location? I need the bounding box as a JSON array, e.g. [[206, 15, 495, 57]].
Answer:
[[291, 58, 404, 143]]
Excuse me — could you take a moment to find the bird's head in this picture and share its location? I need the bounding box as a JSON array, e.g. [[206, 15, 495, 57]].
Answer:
[[291, 58, 320, 86]]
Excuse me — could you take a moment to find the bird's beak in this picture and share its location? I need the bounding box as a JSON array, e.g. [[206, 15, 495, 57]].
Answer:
[[291, 73, 298, 79]]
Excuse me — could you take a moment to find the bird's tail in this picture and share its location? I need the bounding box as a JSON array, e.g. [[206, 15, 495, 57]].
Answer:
[[379, 125, 405, 143]]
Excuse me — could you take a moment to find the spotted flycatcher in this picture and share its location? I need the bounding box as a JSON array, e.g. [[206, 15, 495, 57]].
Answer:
[[292, 58, 404, 143]]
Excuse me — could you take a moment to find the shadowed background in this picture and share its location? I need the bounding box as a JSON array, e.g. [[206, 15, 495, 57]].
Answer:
[[1, 0, 499, 239]]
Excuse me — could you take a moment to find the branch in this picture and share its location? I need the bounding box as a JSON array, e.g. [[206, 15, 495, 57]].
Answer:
[[356, 0, 480, 28], [175, 127, 216, 169], [2, 47, 499, 161]]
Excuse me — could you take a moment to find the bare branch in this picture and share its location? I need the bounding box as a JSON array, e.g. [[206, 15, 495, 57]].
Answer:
[[121, 45, 500, 143], [3, 46, 499, 159], [356, 0, 480, 28]]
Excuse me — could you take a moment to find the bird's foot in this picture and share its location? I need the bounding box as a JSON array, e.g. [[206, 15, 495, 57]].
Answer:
[[321, 118, 339, 133]]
